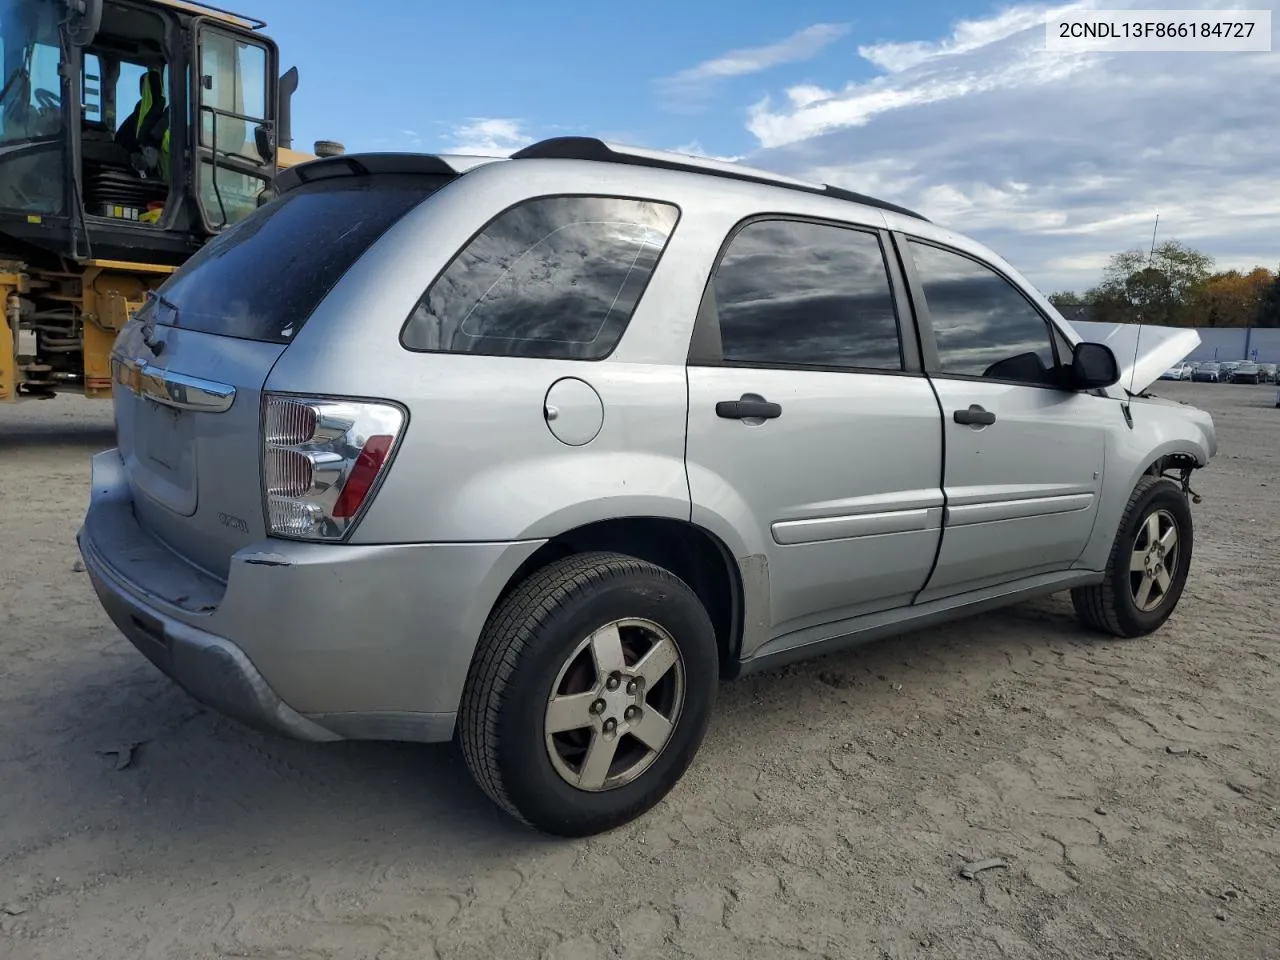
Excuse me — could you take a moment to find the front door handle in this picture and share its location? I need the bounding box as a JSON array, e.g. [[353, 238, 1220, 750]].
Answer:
[[716, 396, 782, 420], [953, 404, 996, 426]]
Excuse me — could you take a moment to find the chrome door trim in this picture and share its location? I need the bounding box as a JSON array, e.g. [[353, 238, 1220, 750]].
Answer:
[[112, 354, 236, 413], [771, 505, 944, 545], [944, 493, 1095, 526]]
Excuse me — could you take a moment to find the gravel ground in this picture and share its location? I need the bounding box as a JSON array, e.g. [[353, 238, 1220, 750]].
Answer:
[[0, 381, 1276, 960]]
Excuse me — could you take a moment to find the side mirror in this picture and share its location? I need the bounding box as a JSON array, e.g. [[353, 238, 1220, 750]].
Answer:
[[253, 124, 276, 163], [64, 0, 103, 45], [1070, 341, 1120, 389]]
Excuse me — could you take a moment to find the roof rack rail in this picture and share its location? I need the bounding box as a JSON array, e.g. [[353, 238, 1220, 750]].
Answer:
[[164, 0, 267, 30], [509, 137, 929, 223]]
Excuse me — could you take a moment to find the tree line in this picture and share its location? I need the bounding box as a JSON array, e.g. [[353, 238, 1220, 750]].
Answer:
[[1048, 240, 1280, 328]]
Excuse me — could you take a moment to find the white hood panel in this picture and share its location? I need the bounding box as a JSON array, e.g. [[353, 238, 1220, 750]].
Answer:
[[1064, 320, 1201, 395]]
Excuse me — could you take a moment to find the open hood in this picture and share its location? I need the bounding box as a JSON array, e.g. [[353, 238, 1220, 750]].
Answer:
[[1064, 320, 1201, 395]]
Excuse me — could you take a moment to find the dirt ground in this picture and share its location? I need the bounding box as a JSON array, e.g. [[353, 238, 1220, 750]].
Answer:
[[0, 381, 1276, 960]]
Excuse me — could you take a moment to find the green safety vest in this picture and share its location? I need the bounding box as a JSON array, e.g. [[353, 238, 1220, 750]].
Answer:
[[135, 72, 170, 183]]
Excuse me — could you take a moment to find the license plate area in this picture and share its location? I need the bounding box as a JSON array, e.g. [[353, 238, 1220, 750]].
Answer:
[[124, 397, 199, 517]]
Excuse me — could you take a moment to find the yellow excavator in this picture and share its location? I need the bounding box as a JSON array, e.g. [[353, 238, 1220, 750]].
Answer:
[[1, 0, 339, 401]]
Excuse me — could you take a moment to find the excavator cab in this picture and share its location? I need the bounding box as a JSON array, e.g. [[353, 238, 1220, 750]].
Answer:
[[1, 0, 293, 265], [1, 0, 313, 400]]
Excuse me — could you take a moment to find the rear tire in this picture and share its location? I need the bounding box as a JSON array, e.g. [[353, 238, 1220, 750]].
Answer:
[[458, 551, 718, 837], [1071, 475, 1193, 638]]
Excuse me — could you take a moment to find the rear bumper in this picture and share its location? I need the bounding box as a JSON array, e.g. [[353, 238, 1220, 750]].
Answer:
[[78, 449, 545, 743], [80, 552, 340, 742]]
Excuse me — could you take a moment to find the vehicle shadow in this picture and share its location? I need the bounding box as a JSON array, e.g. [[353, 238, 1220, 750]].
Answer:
[[3, 654, 551, 883], [0, 421, 116, 452], [5, 592, 1106, 868]]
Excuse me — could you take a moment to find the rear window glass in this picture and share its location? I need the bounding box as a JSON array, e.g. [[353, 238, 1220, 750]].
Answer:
[[147, 175, 447, 343], [400, 195, 680, 360]]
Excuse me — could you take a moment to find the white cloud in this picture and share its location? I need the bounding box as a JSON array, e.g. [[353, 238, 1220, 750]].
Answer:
[[657, 23, 850, 110], [746, 44, 1093, 148], [786, 84, 834, 109], [858, 2, 1088, 72], [741, 0, 1280, 292], [443, 118, 534, 157]]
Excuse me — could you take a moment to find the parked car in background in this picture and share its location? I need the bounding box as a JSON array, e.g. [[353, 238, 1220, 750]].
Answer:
[[1160, 363, 1193, 381], [77, 139, 1219, 836], [1192, 362, 1222, 382], [1218, 361, 1244, 381], [1228, 361, 1262, 384], [1257, 363, 1277, 383]]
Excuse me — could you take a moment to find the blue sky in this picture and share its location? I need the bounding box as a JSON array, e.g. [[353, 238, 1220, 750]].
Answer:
[[247, 0, 1278, 294], [252, 0, 940, 160]]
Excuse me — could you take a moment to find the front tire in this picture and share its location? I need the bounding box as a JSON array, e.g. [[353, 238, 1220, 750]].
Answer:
[[458, 552, 718, 837], [1071, 475, 1194, 638]]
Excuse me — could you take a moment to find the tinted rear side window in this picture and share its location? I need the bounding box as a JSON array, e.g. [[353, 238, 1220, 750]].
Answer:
[[400, 195, 680, 360], [707, 218, 903, 371], [148, 176, 448, 343]]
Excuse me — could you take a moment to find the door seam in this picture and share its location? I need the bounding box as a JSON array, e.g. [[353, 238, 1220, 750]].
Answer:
[[912, 373, 949, 606]]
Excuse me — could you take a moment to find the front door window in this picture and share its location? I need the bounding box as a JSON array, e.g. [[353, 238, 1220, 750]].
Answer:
[[908, 240, 1063, 386]]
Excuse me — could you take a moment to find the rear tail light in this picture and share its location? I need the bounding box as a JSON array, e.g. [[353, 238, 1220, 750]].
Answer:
[[261, 394, 406, 541]]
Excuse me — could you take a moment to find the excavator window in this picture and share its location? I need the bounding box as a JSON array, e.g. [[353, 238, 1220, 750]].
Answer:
[[0, 32, 60, 139], [0, 0, 66, 214], [195, 24, 271, 227], [76, 3, 172, 225], [82, 55, 152, 136]]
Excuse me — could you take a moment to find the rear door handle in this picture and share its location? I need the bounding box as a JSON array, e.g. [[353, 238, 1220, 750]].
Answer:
[[953, 404, 996, 426], [716, 396, 782, 420]]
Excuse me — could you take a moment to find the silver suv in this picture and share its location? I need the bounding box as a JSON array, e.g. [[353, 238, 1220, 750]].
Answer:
[[79, 139, 1217, 836]]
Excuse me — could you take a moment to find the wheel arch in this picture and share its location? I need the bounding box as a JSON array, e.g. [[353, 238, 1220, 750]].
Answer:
[[1123, 436, 1210, 498], [494, 517, 745, 678], [1077, 436, 1207, 573], [1141, 450, 1203, 477]]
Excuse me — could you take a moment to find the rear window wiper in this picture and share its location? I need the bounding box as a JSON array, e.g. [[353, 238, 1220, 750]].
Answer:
[[142, 289, 182, 326], [140, 289, 180, 353], [144, 289, 180, 317]]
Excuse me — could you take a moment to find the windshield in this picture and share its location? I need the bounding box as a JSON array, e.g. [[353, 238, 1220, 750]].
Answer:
[[0, 0, 64, 147]]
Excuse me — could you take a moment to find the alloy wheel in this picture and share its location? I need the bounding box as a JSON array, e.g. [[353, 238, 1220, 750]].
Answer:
[[1130, 508, 1179, 612], [543, 618, 686, 792]]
